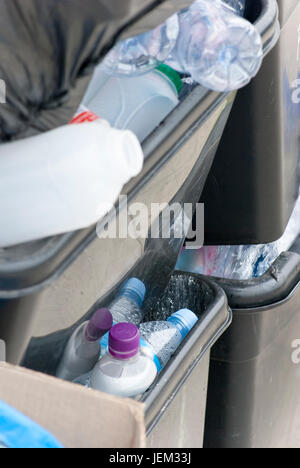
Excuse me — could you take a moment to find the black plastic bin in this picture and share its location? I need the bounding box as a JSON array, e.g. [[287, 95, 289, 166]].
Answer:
[[204, 239, 300, 448], [201, 0, 299, 245], [0, 0, 279, 368]]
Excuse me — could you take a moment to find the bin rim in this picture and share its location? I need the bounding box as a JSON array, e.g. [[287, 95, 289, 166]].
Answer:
[[210, 250, 300, 310]]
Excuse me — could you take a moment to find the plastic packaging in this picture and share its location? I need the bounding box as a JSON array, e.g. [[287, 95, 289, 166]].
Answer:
[[166, 0, 263, 92], [103, 14, 179, 76], [0, 400, 63, 449], [222, 0, 246, 16], [82, 64, 182, 142], [90, 323, 157, 398], [177, 192, 300, 280], [0, 120, 144, 247], [56, 308, 113, 382], [109, 278, 146, 325], [139, 309, 198, 371]]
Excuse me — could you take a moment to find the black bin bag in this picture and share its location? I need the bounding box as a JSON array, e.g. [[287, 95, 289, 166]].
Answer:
[[0, 0, 193, 142]]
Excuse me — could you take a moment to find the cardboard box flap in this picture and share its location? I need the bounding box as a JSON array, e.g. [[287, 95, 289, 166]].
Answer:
[[0, 363, 146, 448]]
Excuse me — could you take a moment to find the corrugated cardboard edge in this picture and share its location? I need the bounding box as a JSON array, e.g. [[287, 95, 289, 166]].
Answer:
[[0, 362, 146, 448]]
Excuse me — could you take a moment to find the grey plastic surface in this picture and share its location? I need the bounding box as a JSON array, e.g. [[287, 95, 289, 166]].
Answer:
[[201, 0, 299, 245], [204, 238, 300, 448]]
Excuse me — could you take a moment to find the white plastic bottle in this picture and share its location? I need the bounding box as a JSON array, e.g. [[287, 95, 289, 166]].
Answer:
[[56, 308, 113, 382], [0, 120, 143, 247], [90, 323, 157, 398], [83, 64, 182, 142]]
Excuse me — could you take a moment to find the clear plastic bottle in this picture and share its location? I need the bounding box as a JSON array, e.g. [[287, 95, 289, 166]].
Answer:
[[166, 0, 263, 92], [90, 323, 157, 398], [109, 278, 146, 325], [0, 120, 144, 247], [56, 308, 113, 382], [222, 0, 246, 16], [103, 14, 179, 76], [139, 309, 198, 372], [99, 278, 146, 359], [82, 63, 182, 142]]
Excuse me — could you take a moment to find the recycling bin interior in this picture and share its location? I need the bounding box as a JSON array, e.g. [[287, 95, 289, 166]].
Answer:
[[204, 240, 300, 448], [201, 0, 298, 245], [23, 272, 231, 449]]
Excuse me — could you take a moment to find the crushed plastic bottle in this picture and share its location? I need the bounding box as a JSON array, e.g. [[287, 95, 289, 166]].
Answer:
[[104, 0, 262, 92], [176, 191, 300, 280], [222, 0, 246, 16], [166, 0, 263, 92], [139, 309, 198, 371], [103, 14, 179, 76]]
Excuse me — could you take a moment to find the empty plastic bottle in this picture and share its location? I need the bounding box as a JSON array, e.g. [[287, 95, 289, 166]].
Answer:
[[56, 308, 113, 382], [166, 0, 263, 92], [90, 323, 157, 397], [109, 278, 146, 325], [82, 63, 182, 142], [176, 191, 300, 280], [99, 278, 146, 358], [0, 120, 144, 247], [103, 14, 179, 76], [139, 309, 198, 372], [222, 0, 246, 16]]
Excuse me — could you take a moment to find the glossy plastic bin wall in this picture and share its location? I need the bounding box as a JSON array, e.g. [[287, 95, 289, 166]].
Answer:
[[204, 240, 300, 448], [201, 0, 299, 245]]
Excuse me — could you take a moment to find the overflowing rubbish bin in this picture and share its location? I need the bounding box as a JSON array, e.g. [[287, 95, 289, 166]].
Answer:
[[0, 0, 283, 449], [201, 0, 300, 245]]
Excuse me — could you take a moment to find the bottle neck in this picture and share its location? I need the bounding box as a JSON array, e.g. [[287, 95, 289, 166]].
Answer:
[[167, 316, 188, 339], [118, 289, 142, 308]]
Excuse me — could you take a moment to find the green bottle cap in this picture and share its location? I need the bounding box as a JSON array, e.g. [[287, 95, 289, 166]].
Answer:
[[156, 63, 183, 96]]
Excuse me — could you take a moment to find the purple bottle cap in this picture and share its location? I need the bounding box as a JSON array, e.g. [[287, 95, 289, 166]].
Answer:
[[85, 308, 113, 342], [109, 323, 140, 360]]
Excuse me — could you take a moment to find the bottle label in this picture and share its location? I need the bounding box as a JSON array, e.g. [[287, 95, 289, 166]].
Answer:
[[140, 338, 162, 373]]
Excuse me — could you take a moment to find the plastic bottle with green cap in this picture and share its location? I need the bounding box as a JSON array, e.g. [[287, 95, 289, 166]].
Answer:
[[82, 62, 182, 142]]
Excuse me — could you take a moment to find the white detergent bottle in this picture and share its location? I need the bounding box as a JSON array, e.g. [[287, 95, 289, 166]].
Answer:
[[0, 120, 143, 247], [82, 64, 182, 142], [90, 323, 157, 398]]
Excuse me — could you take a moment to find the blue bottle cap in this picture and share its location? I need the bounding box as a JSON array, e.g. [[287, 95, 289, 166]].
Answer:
[[167, 309, 198, 339], [119, 278, 146, 308]]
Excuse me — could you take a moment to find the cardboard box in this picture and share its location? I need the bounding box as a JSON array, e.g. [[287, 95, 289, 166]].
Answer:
[[0, 363, 146, 448]]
